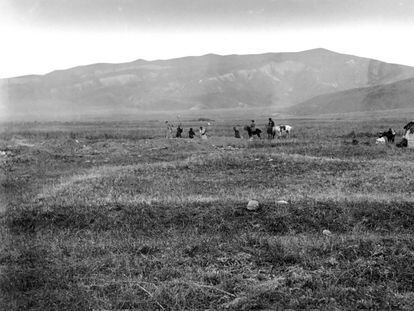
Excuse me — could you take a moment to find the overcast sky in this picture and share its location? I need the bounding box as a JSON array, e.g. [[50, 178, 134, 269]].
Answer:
[[1, 0, 414, 78]]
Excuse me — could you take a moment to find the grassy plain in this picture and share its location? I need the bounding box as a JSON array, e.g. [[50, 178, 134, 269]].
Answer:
[[1, 116, 414, 310]]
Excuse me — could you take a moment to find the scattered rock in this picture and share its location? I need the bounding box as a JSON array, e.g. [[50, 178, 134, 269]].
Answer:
[[276, 200, 288, 205], [322, 229, 333, 237], [246, 200, 260, 211]]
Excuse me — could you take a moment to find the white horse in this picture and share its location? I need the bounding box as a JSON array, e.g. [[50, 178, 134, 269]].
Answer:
[[274, 125, 292, 138]]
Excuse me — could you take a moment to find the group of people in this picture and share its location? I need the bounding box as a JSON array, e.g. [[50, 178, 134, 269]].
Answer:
[[165, 117, 284, 140], [233, 118, 276, 139], [165, 121, 207, 139]]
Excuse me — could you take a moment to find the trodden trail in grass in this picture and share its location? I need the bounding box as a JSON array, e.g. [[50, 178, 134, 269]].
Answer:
[[1, 118, 414, 310]]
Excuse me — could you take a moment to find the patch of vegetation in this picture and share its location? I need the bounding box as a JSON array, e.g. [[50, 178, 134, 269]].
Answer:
[[1, 117, 414, 310]]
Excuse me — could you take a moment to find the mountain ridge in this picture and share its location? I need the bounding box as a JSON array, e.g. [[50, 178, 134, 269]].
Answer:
[[287, 76, 414, 115], [2, 48, 414, 120]]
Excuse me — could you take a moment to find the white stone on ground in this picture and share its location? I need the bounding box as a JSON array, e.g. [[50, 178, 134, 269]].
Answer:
[[246, 200, 260, 211], [322, 229, 333, 236], [276, 200, 288, 205]]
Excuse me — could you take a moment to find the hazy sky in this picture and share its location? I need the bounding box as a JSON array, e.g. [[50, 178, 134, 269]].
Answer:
[[1, 0, 414, 78]]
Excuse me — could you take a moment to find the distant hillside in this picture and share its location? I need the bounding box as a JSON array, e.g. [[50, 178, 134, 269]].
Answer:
[[2, 48, 414, 119], [288, 77, 414, 115]]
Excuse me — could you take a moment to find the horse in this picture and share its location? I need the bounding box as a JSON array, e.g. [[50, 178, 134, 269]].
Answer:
[[244, 125, 262, 139], [274, 125, 292, 138], [266, 124, 275, 139]]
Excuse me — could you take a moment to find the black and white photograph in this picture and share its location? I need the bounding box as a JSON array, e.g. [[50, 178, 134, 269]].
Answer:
[[1, 1, 414, 310]]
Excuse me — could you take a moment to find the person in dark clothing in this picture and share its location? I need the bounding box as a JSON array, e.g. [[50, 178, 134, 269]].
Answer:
[[267, 118, 275, 139], [188, 128, 195, 138], [250, 120, 256, 131], [176, 124, 183, 138]]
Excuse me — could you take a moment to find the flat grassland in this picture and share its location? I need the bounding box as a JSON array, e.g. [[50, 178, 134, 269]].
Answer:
[[1, 117, 414, 310]]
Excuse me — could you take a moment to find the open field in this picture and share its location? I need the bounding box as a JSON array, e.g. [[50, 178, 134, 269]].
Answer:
[[1, 116, 414, 310]]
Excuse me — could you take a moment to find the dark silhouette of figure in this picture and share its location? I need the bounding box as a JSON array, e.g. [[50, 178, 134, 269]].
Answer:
[[250, 120, 256, 131], [233, 126, 241, 138], [267, 118, 275, 139], [189, 128, 195, 138], [176, 124, 183, 138], [379, 128, 396, 143], [244, 125, 262, 139]]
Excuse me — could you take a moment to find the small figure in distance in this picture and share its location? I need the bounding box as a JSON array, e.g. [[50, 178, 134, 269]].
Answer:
[[250, 120, 256, 131], [200, 126, 208, 139], [268, 118, 275, 128], [165, 121, 173, 139], [176, 124, 183, 138], [267, 118, 275, 139], [233, 126, 241, 138], [189, 127, 195, 139]]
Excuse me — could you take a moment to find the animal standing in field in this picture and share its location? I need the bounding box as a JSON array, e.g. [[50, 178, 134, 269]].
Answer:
[[274, 125, 292, 138], [266, 118, 276, 139], [379, 128, 396, 143], [244, 125, 262, 140], [266, 124, 275, 139]]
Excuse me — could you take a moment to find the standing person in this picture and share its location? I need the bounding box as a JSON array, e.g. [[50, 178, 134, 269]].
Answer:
[[250, 120, 256, 131], [233, 126, 241, 138], [200, 126, 207, 139], [188, 128, 195, 138], [165, 121, 173, 139], [176, 124, 183, 138], [267, 118, 275, 139]]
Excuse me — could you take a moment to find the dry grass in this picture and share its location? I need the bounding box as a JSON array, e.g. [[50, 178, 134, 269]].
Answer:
[[1, 117, 414, 310]]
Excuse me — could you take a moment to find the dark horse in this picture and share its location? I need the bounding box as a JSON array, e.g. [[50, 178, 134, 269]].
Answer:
[[266, 124, 275, 139], [244, 125, 262, 139]]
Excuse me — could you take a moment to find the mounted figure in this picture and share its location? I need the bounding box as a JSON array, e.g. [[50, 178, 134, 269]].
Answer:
[[244, 123, 262, 140]]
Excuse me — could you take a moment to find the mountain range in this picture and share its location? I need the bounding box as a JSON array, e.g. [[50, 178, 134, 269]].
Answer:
[[1, 48, 414, 119]]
